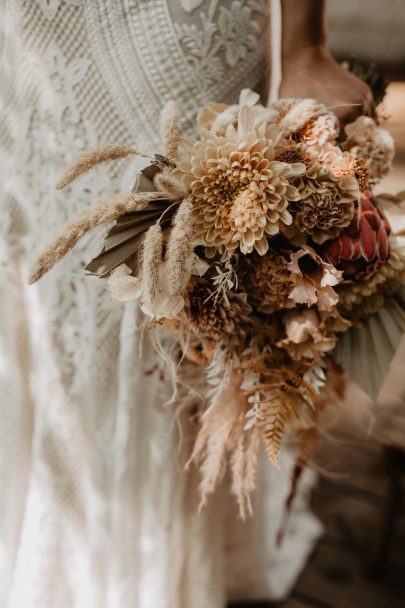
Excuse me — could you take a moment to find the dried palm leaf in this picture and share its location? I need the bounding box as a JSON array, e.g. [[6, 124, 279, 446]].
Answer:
[[333, 287, 405, 399], [29, 193, 152, 284], [85, 159, 178, 276], [244, 365, 323, 467]]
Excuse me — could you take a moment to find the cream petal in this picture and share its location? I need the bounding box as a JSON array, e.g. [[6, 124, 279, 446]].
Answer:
[[254, 236, 269, 255]]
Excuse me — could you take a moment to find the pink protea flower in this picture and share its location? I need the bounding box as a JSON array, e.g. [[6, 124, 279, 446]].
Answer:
[[322, 190, 390, 281]]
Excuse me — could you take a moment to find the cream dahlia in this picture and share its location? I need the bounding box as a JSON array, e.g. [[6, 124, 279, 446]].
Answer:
[[290, 165, 359, 244], [175, 105, 305, 256]]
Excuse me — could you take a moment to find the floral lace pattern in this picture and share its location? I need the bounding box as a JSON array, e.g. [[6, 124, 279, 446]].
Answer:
[[37, 0, 84, 21], [175, 0, 267, 87], [0, 3, 321, 607]]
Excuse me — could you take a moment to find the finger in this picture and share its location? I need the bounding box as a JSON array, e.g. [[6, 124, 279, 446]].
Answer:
[[362, 98, 375, 118], [335, 106, 362, 137]]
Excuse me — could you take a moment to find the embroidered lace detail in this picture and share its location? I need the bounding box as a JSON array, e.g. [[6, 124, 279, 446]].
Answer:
[[175, 1, 267, 87], [36, 0, 85, 21], [0, 3, 321, 607]]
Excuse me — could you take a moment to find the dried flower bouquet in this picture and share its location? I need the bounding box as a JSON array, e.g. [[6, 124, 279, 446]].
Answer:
[[30, 90, 405, 516]]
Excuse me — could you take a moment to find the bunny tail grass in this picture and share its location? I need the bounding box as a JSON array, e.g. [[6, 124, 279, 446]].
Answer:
[[28, 193, 151, 284], [160, 100, 180, 164], [56, 144, 139, 189], [140, 223, 163, 304], [154, 168, 188, 200], [166, 197, 194, 296]]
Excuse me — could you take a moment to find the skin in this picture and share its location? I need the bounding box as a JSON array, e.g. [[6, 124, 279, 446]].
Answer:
[[279, 0, 375, 128]]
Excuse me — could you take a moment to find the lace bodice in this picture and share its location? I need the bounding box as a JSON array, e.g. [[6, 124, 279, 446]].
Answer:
[[0, 3, 321, 607], [1, 0, 270, 389]]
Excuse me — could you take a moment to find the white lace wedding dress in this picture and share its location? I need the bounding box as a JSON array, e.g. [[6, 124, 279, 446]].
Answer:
[[0, 2, 322, 607]]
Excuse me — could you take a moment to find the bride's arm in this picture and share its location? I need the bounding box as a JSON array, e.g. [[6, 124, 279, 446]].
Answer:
[[279, 0, 375, 127]]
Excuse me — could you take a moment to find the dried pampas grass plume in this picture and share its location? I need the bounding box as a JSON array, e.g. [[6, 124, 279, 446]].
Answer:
[[166, 197, 194, 296], [160, 100, 180, 163], [188, 372, 260, 519], [29, 193, 151, 284], [140, 223, 163, 304], [154, 167, 188, 200], [56, 144, 139, 189]]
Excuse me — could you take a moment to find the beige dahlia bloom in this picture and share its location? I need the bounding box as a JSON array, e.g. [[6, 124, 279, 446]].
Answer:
[[278, 308, 350, 361], [343, 116, 395, 183], [291, 165, 359, 244], [175, 106, 305, 256], [287, 246, 343, 311]]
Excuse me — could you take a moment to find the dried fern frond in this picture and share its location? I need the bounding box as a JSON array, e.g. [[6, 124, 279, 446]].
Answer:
[[56, 144, 141, 189], [257, 391, 295, 467], [29, 193, 151, 284], [140, 223, 163, 304], [244, 365, 324, 467], [160, 100, 180, 163], [166, 197, 194, 296]]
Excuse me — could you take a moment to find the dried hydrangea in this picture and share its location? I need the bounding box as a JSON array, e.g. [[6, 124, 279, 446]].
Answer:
[[175, 105, 305, 256], [244, 249, 295, 313], [343, 116, 395, 183], [108, 264, 142, 302], [290, 165, 359, 244], [185, 279, 252, 339]]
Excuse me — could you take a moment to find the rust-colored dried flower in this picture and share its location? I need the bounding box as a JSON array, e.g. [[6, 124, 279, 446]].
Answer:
[[338, 235, 405, 318]]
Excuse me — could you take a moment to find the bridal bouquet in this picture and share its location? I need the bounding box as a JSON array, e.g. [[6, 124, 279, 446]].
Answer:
[[30, 90, 405, 514]]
